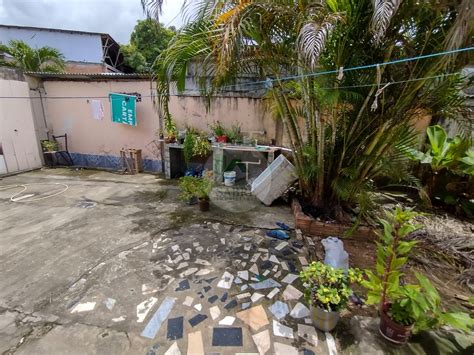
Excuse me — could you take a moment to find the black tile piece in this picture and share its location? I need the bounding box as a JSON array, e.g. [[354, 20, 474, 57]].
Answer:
[[303, 349, 315, 355], [203, 286, 211, 293], [224, 299, 237, 310], [152, 344, 160, 350], [146, 350, 155, 355], [292, 241, 304, 249], [197, 291, 204, 299], [166, 316, 183, 340], [288, 261, 297, 273], [281, 248, 292, 256], [220, 292, 228, 302], [208, 295, 218, 304], [260, 260, 272, 269], [175, 279, 190, 291], [212, 327, 243, 346], [189, 314, 208, 327]]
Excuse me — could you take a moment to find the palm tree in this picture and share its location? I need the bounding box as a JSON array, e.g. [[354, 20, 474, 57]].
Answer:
[[0, 40, 65, 72], [146, 0, 472, 221]]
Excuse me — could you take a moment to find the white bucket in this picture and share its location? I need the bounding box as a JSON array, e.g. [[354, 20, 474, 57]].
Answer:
[[223, 171, 236, 186]]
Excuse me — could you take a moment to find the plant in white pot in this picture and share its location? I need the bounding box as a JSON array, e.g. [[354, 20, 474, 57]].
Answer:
[[300, 261, 362, 332], [362, 207, 473, 345]]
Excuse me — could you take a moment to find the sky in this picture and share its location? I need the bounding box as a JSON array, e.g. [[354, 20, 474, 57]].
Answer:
[[0, 0, 185, 44]]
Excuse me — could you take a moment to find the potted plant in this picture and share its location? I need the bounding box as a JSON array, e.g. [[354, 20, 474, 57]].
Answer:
[[178, 176, 198, 205], [362, 207, 473, 345], [195, 174, 213, 212], [210, 121, 227, 143], [300, 261, 362, 332], [183, 129, 212, 166], [226, 124, 241, 144]]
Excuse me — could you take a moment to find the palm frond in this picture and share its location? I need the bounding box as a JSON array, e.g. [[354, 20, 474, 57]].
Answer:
[[371, 0, 401, 44], [298, 21, 334, 69], [141, 0, 164, 20]]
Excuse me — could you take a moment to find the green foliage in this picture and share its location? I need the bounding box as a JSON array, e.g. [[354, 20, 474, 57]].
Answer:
[[300, 261, 362, 312], [178, 176, 198, 201], [183, 129, 212, 165], [226, 124, 241, 142], [164, 114, 177, 138], [0, 40, 65, 72], [183, 131, 197, 165], [362, 206, 473, 332], [209, 121, 226, 137], [153, 0, 472, 220], [41, 140, 59, 152], [122, 19, 175, 72], [404, 125, 473, 216], [193, 135, 212, 157]]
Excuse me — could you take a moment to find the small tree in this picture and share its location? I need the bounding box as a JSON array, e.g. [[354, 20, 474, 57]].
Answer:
[[0, 40, 65, 72]]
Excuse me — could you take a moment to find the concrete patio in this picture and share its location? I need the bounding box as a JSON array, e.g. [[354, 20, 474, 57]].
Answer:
[[0, 169, 472, 355]]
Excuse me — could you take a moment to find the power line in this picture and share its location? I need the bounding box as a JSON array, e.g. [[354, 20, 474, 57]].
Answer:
[[0, 72, 464, 100], [219, 46, 474, 90]]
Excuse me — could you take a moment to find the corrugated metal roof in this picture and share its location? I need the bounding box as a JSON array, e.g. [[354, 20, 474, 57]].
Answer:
[[24, 72, 152, 80], [0, 24, 107, 37]]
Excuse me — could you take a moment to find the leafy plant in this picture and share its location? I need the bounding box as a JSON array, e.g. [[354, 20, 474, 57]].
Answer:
[[300, 261, 362, 312], [0, 40, 65, 72], [209, 121, 226, 137], [193, 135, 212, 157], [362, 206, 473, 332], [183, 129, 212, 165], [195, 175, 213, 200], [41, 140, 59, 152], [183, 130, 197, 164], [164, 114, 177, 138], [178, 176, 198, 202], [404, 125, 473, 216], [226, 124, 241, 142]]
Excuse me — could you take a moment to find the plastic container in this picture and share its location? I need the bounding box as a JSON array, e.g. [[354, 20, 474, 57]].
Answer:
[[224, 171, 236, 186], [321, 237, 349, 270], [251, 155, 297, 206]]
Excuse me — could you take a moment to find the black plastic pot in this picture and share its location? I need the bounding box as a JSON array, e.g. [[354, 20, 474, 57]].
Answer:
[[198, 197, 209, 212]]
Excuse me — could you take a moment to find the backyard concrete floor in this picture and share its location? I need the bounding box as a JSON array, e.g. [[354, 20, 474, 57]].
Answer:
[[0, 168, 472, 355]]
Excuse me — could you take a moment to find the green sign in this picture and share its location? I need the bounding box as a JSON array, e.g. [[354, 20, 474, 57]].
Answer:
[[109, 93, 137, 126]]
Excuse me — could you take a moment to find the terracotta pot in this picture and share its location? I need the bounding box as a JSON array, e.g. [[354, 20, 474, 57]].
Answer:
[[311, 306, 340, 332], [216, 135, 228, 143], [379, 304, 413, 345], [164, 137, 176, 144], [198, 198, 210, 212]]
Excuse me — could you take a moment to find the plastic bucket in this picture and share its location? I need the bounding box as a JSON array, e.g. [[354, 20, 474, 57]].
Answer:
[[224, 171, 236, 186]]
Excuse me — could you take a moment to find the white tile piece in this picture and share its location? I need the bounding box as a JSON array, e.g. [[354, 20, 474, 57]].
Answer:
[[173, 255, 183, 264], [217, 271, 234, 289], [241, 285, 249, 292], [179, 268, 198, 278], [176, 262, 189, 270], [183, 296, 194, 307], [298, 256, 309, 266], [237, 292, 251, 300], [262, 270, 270, 277], [194, 303, 202, 311], [250, 292, 265, 303], [71, 302, 96, 313], [281, 262, 289, 271], [272, 265, 279, 272], [193, 242, 200, 247], [269, 301, 289, 319], [171, 245, 180, 252], [275, 242, 288, 251], [282, 285, 303, 301], [112, 316, 126, 322], [274, 271, 282, 278], [326, 332, 338, 355], [266, 288, 280, 299], [281, 274, 299, 284], [142, 284, 158, 295], [104, 298, 116, 310], [237, 270, 249, 281], [249, 264, 259, 275], [195, 268, 214, 276], [252, 329, 271, 355], [290, 303, 310, 318], [274, 342, 298, 355], [195, 246, 204, 253], [244, 243, 252, 251], [268, 255, 280, 264], [164, 341, 181, 355], [297, 324, 318, 346], [220, 238, 226, 244], [136, 297, 158, 323], [273, 320, 294, 339], [195, 258, 211, 266], [182, 252, 190, 260], [209, 305, 221, 320], [304, 318, 312, 324], [218, 316, 236, 325], [250, 253, 261, 262]]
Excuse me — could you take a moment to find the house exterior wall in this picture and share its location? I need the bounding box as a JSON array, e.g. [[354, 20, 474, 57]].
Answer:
[[40, 79, 277, 172], [0, 26, 103, 63], [0, 69, 43, 175]]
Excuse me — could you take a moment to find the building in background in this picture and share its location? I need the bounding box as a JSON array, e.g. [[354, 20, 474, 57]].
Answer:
[[0, 24, 125, 73]]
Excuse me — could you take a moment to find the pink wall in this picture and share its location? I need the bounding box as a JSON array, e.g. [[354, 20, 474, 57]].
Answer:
[[41, 80, 278, 166]]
